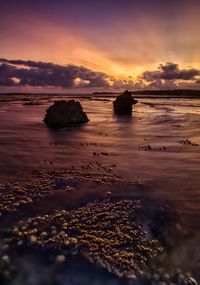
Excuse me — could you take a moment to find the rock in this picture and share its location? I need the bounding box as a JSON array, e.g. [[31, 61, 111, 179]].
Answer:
[[106, 191, 112, 197], [1, 255, 10, 265], [44, 100, 89, 128], [113, 90, 137, 114], [55, 255, 66, 264]]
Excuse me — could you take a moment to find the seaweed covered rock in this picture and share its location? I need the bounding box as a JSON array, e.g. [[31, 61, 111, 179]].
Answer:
[[44, 100, 89, 128], [113, 90, 137, 114], [5, 200, 163, 279]]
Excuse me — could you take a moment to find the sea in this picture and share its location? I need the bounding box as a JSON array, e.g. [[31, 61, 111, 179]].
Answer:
[[0, 93, 199, 284]]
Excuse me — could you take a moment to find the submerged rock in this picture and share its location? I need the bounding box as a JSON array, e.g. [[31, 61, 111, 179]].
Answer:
[[44, 100, 89, 128], [113, 90, 137, 114]]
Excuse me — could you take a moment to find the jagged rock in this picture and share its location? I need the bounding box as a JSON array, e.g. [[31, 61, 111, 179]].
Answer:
[[113, 90, 137, 114], [44, 100, 89, 128]]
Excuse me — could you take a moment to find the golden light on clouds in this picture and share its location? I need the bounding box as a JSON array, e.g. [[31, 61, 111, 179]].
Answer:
[[1, 0, 200, 90], [1, 10, 200, 82]]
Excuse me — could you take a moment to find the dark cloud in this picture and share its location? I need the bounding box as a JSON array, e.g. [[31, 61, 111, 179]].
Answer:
[[142, 62, 200, 82], [0, 58, 109, 88], [1, 59, 200, 90]]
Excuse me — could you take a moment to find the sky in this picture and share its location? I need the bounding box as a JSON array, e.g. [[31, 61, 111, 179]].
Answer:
[[1, 0, 200, 92]]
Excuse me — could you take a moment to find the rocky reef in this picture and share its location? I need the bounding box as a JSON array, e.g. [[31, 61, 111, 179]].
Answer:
[[113, 90, 137, 115], [2, 200, 163, 279], [0, 196, 198, 285], [44, 100, 89, 128], [0, 171, 75, 215], [0, 169, 198, 285]]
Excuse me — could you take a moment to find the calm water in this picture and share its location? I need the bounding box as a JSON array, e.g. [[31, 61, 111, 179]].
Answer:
[[0, 94, 200, 283], [0, 95, 200, 225]]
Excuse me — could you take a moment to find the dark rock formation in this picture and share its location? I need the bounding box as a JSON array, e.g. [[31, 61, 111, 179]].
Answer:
[[44, 100, 89, 128], [113, 90, 137, 114]]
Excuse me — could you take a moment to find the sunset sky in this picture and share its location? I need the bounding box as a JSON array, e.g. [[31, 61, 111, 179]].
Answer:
[[1, 0, 200, 92]]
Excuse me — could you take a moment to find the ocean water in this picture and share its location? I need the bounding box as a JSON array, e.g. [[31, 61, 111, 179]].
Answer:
[[0, 94, 200, 283], [0, 94, 200, 227]]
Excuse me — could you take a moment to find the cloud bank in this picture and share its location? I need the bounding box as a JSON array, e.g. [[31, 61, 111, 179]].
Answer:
[[142, 62, 200, 81], [0, 59, 109, 88], [0, 59, 200, 90]]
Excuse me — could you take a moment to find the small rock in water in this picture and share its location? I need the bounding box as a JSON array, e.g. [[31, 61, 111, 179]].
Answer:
[[44, 100, 89, 128], [178, 139, 199, 146], [56, 255, 66, 264], [1, 255, 10, 265], [113, 90, 137, 115], [66, 186, 75, 192], [100, 152, 109, 156], [29, 235, 37, 244]]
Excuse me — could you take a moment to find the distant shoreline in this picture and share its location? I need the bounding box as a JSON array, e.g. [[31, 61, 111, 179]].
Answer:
[[0, 89, 200, 99], [93, 89, 200, 97]]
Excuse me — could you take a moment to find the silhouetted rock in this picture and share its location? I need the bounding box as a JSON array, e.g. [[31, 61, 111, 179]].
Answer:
[[113, 90, 137, 114], [44, 100, 89, 128]]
